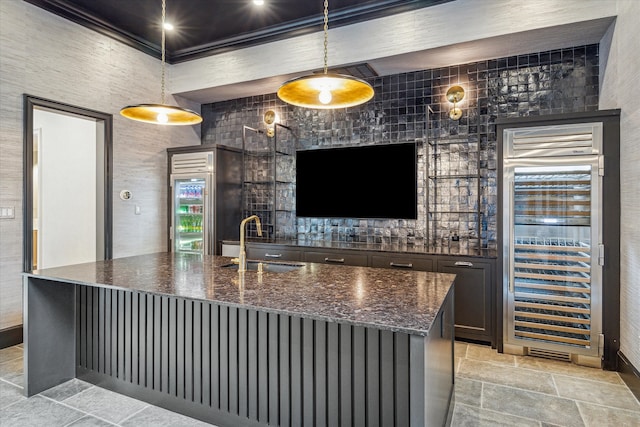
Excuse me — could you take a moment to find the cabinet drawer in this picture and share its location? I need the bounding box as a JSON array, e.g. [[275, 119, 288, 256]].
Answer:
[[370, 255, 434, 271], [304, 251, 368, 266], [247, 245, 302, 261]]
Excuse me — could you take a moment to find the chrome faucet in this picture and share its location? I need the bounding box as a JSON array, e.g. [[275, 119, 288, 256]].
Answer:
[[238, 215, 262, 272]]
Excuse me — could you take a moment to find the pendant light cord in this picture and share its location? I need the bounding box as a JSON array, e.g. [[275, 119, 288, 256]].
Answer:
[[161, 0, 166, 104], [323, 0, 328, 75]]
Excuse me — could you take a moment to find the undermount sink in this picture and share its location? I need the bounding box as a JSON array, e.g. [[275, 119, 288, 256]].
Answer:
[[221, 260, 303, 273]]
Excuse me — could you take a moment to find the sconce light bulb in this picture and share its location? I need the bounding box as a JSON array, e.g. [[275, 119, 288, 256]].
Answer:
[[157, 112, 169, 124], [319, 89, 332, 105]]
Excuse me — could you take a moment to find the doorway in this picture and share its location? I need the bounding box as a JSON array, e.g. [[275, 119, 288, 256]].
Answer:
[[23, 95, 113, 272]]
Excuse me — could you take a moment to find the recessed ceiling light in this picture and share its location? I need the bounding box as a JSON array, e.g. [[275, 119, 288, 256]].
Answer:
[[253, 0, 265, 5], [163, 22, 174, 30]]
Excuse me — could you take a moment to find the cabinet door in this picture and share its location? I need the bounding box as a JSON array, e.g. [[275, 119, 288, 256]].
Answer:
[[246, 245, 302, 261], [437, 258, 494, 345], [370, 254, 434, 271], [304, 250, 368, 266]]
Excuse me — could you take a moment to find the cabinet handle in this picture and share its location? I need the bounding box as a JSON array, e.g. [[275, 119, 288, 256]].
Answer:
[[454, 261, 474, 267], [265, 253, 282, 258], [390, 262, 413, 269], [324, 257, 345, 264]]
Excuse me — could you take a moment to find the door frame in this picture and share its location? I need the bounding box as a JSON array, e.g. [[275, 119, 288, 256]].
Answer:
[[23, 94, 113, 272]]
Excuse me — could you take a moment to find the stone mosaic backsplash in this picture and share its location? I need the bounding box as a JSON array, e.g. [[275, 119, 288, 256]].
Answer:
[[202, 44, 599, 252]]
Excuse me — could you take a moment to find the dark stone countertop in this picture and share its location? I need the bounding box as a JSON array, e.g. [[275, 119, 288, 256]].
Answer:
[[25, 252, 455, 336], [224, 238, 497, 258]]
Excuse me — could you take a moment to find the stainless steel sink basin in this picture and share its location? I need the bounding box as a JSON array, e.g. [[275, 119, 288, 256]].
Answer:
[[221, 261, 303, 273]]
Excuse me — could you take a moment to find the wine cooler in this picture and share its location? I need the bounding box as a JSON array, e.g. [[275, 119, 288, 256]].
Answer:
[[168, 145, 243, 256], [502, 121, 605, 366]]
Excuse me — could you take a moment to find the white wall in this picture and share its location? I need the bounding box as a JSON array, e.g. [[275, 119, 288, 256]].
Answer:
[[599, 0, 640, 373], [0, 0, 201, 330], [34, 109, 97, 269]]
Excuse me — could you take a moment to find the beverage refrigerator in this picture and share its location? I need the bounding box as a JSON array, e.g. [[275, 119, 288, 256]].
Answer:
[[167, 145, 243, 256], [501, 121, 606, 366]]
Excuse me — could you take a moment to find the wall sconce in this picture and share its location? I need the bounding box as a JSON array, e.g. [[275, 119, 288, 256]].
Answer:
[[446, 85, 465, 120], [264, 110, 278, 137]]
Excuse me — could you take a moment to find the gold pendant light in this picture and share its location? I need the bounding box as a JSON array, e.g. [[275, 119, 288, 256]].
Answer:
[[120, 0, 202, 125], [277, 0, 374, 109]]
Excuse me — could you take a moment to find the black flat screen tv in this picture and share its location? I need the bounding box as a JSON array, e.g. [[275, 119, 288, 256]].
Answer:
[[296, 143, 417, 219]]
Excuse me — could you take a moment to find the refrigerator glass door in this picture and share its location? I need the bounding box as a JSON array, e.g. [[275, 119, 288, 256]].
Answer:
[[504, 157, 601, 355], [172, 175, 208, 254]]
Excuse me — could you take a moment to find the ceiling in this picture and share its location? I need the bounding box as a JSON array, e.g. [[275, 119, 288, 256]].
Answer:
[[25, 0, 451, 63]]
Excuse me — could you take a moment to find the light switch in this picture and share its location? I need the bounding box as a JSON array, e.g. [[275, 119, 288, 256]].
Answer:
[[0, 207, 15, 219], [135, 205, 141, 215]]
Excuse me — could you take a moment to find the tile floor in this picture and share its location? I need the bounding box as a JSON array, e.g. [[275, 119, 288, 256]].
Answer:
[[1, 342, 639, 426]]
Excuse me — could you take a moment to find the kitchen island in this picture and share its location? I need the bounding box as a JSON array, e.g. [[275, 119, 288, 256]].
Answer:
[[23, 252, 455, 427]]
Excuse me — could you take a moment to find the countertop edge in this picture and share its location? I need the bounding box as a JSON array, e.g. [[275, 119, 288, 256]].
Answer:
[[23, 258, 456, 337]]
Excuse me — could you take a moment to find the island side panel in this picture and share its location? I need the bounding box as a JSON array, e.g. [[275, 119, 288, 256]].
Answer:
[[410, 287, 455, 426], [72, 285, 453, 427], [23, 276, 76, 396]]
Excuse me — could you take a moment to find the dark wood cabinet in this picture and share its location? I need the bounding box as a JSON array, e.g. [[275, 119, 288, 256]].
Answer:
[[370, 254, 435, 271], [246, 244, 302, 261], [304, 250, 368, 266], [437, 257, 494, 345]]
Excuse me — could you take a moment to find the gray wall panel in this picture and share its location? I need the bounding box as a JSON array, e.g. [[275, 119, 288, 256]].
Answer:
[[161, 296, 170, 394], [257, 311, 269, 423], [247, 309, 258, 420], [154, 296, 162, 391], [268, 312, 280, 425], [229, 306, 239, 415], [289, 316, 302, 426], [124, 292, 132, 383], [302, 318, 314, 425], [238, 308, 248, 417], [185, 300, 194, 402], [169, 297, 177, 396], [327, 322, 340, 427], [145, 294, 154, 388], [279, 315, 291, 427]]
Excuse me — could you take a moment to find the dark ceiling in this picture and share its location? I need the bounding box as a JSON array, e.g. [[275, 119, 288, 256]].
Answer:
[[25, 0, 452, 63]]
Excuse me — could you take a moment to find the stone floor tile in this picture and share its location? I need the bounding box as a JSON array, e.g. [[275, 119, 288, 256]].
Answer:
[[455, 356, 462, 374], [458, 358, 557, 394], [62, 386, 148, 424], [454, 377, 482, 407], [120, 405, 214, 427], [516, 356, 625, 385], [554, 375, 640, 412], [65, 415, 118, 426], [0, 395, 84, 427], [482, 382, 584, 427], [0, 346, 23, 364], [0, 357, 23, 388], [40, 378, 94, 402], [454, 341, 468, 358], [466, 343, 516, 366], [0, 379, 26, 410], [451, 402, 541, 427], [577, 401, 640, 426]]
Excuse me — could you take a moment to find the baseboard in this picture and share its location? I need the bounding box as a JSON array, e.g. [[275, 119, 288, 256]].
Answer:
[[0, 325, 23, 349], [618, 351, 640, 402]]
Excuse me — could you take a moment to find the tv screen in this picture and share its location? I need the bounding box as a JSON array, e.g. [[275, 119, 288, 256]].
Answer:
[[296, 143, 417, 219]]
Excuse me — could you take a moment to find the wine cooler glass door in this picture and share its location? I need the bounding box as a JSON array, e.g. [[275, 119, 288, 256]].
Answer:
[[172, 175, 209, 254], [504, 156, 602, 356]]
